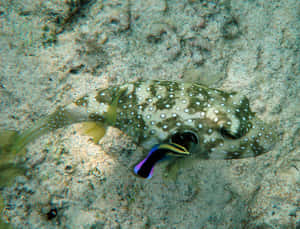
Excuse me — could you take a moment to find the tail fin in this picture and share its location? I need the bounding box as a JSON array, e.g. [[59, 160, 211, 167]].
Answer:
[[0, 102, 115, 185], [0, 106, 85, 185], [0, 130, 27, 188], [0, 130, 26, 228], [8, 106, 89, 155]]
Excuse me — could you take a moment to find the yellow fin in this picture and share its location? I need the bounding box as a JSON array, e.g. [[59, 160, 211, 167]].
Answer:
[[0, 130, 26, 165], [80, 122, 106, 144], [0, 130, 26, 190], [0, 130, 19, 155]]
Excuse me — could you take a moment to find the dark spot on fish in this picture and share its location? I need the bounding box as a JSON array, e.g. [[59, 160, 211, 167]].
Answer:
[[75, 95, 89, 107], [149, 84, 157, 97], [156, 117, 179, 131], [225, 151, 242, 159], [220, 127, 242, 139], [154, 96, 176, 110], [251, 139, 265, 156], [89, 113, 105, 122], [157, 81, 180, 93], [96, 87, 124, 104]]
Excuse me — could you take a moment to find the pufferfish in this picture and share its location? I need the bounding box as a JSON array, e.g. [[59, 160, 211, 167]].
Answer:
[[2, 80, 275, 179]]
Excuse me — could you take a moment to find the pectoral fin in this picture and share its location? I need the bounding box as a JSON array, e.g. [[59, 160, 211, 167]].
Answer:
[[79, 122, 106, 144]]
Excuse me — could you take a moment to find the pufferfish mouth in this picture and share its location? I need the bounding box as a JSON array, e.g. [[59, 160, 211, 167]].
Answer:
[[170, 131, 199, 151]]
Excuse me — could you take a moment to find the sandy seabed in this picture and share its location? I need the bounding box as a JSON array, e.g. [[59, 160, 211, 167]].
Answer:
[[0, 0, 299, 228]]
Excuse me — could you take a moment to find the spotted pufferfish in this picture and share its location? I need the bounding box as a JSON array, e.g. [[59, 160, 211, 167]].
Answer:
[[3, 80, 276, 179]]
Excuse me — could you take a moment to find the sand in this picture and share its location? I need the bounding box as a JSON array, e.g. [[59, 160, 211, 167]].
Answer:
[[0, 0, 299, 228]]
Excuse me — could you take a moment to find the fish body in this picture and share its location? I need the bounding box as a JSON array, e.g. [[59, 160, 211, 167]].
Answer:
[[2, 80, 276, 178], [70, 80, 275, 159]]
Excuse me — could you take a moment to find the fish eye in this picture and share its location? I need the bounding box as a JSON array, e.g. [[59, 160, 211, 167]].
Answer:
[[170, 131, 198, 150]]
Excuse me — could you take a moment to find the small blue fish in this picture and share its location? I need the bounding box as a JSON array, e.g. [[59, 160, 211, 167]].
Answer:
[[134, 143, 190, 179]]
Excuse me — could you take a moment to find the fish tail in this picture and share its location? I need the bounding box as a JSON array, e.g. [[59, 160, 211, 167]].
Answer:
[[0, 131, 20, 228], [0, 105, 86, 158], [0, 105, 89, 187], [0, 130, 27, 189]]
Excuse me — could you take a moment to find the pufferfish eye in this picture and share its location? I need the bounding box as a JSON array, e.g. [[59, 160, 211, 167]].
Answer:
[[170, 131, 198, 151]]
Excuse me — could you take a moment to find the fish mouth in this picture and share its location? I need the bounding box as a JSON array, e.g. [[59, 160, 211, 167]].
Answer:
[[170, 131, 199, 152]]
